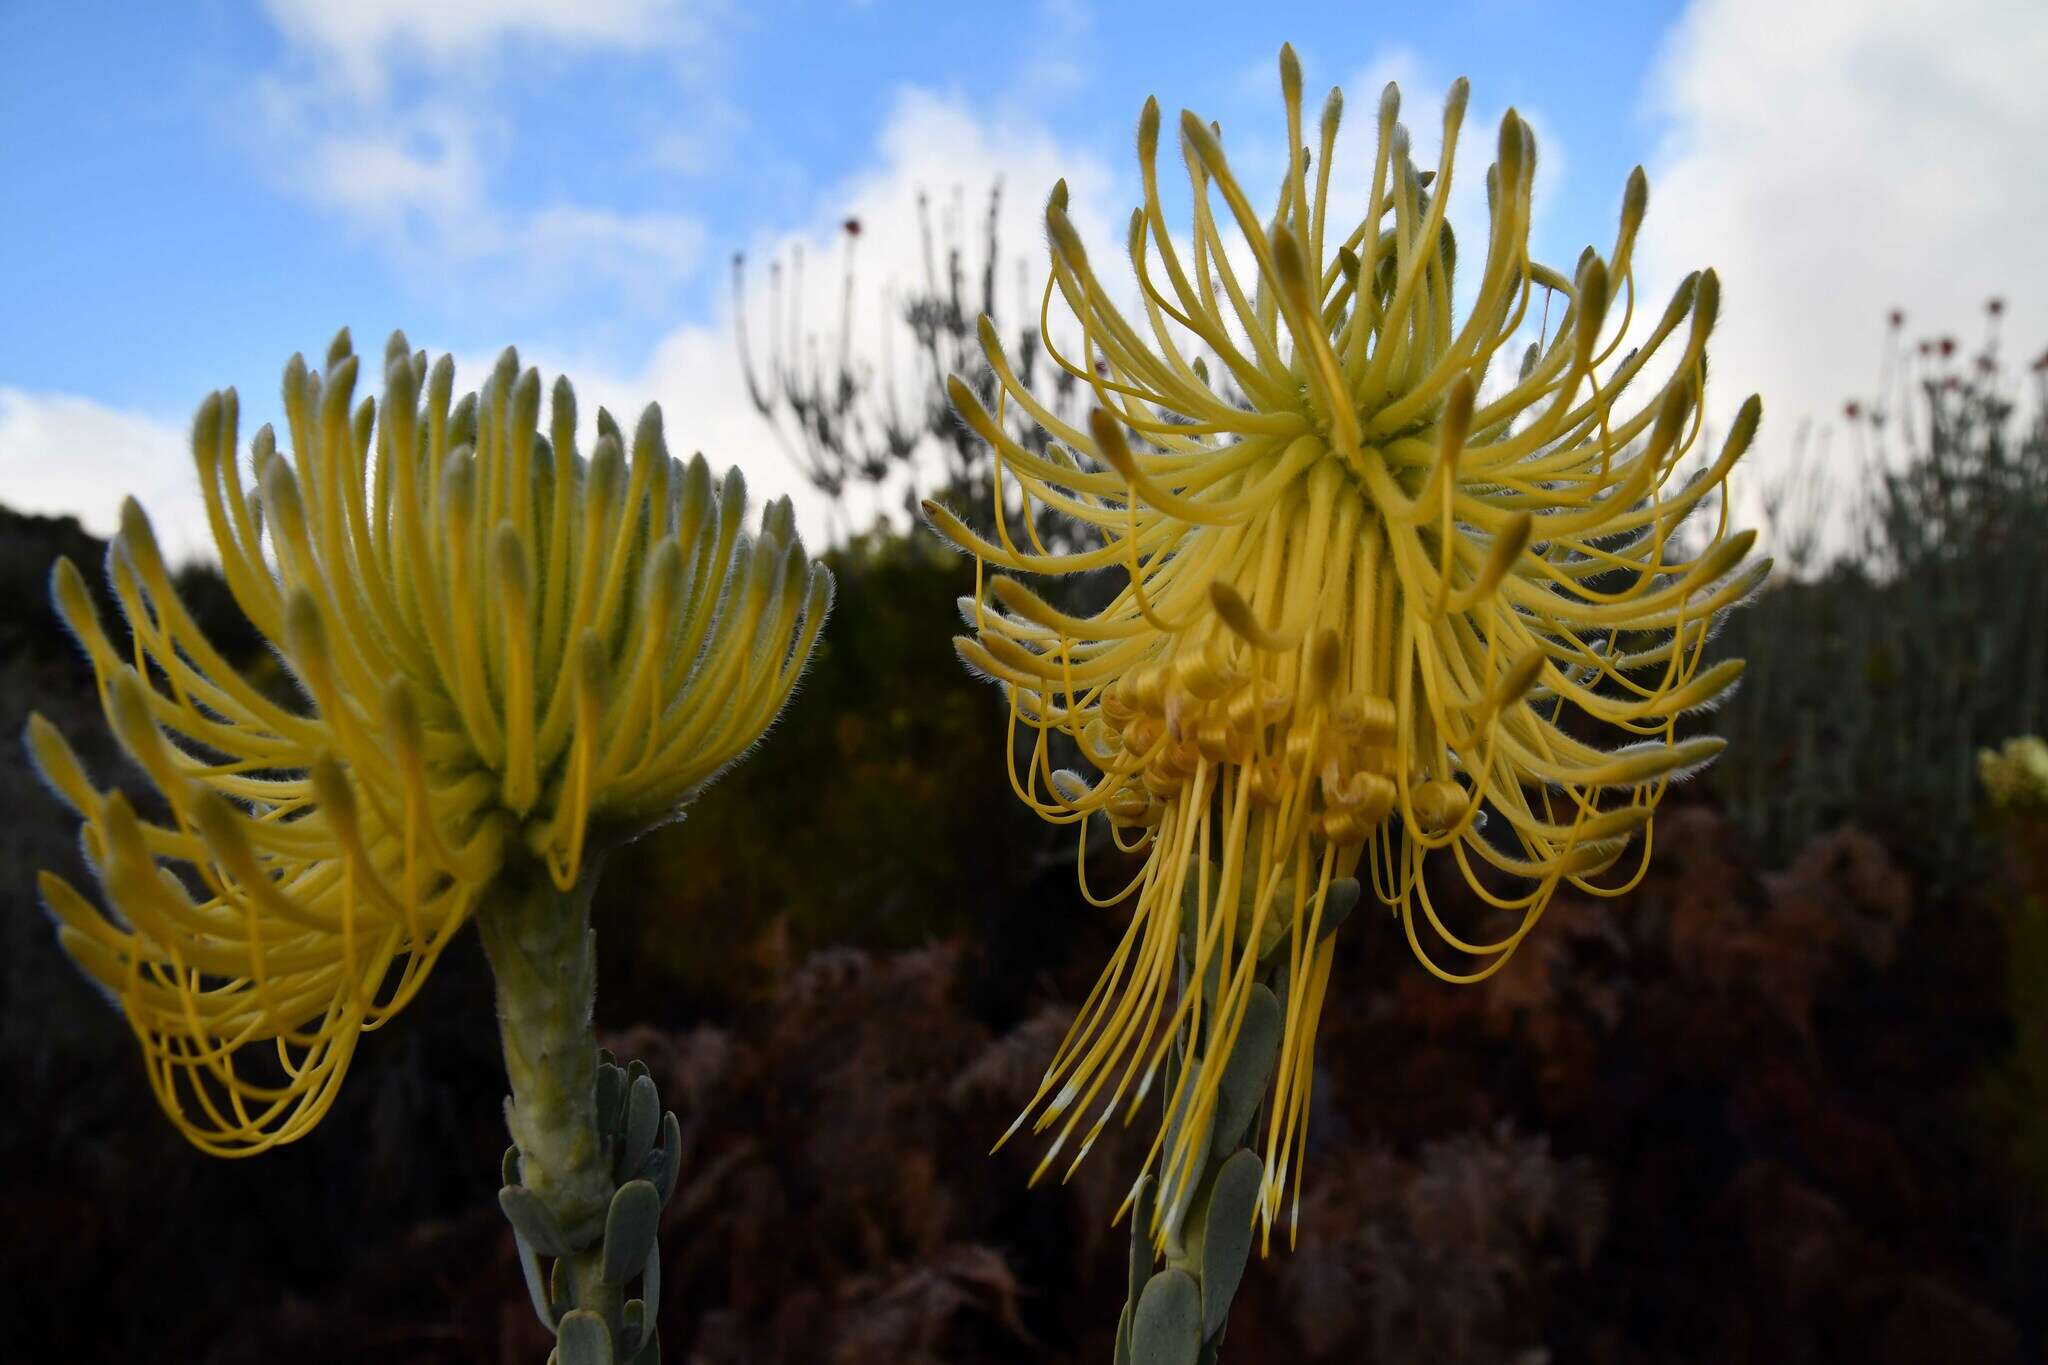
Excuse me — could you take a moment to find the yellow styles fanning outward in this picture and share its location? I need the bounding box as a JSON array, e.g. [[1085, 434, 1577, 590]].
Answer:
[[926, 49, 1764, 1250], [30, 330, 833, 1157]]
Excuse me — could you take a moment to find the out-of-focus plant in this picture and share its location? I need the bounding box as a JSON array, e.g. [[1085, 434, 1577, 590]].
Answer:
[[1703, 296, 2048, 1268], [27, 330, 831, 1364], [929, 44, 1760, 1361], [1978, 736, 2048, 1205], [733, 186, 1089, 544], [1980, 735, 2048, 822], [1283, 1124, 1606, 1363], [1712, 301, 2048, 872], [1981, 733, 2048, 906]]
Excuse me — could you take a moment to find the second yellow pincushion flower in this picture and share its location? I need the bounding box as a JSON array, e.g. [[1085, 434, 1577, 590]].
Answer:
[[927, 45, 1765, 1360], [30, 329, 830, 1364]]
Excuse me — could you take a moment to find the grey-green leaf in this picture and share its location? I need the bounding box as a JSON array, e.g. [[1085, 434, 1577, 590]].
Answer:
[[1177, 862, 1221, 995], [1114, 1301, 1133, 1365], [604, 1179, 663, 1285], [597, 1062, 627, 1137], [502, 1143, 523, 1188], [1127, 1173, 1158, 1305], [621, 1299, 645, 1355], [620, 1074, 660, 1180], [1157, 1078, 1206, 1215], [1131, 1268, 1202, 1365], [556, 1308, 614, 1365], [1199, 1149, 1263, 1338], [642, 1229, 662, 1324], [500, 1183, 570, 1258], [1248, 871, 1296, 961], [550, 1258, 572, 1318], [1178, 863, 1213, 942], [1210, 985, 1281, 1158], [1316, 877, 1361, 940], [639, 1110, 683, 1205], [511, 1228, 554, 1329]]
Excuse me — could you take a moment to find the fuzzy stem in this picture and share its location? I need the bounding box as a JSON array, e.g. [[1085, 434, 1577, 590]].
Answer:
[[478, 854, 623, 1335], [1116, 933, 1279, 1365]]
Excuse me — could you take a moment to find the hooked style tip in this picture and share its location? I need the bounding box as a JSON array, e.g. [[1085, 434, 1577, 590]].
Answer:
[[1440, 372, 1477, 457], [309, 751, 358, 826], [283, 588, 326, 664], [1623, 165, 1649, 231], [1086, 408, 1138, 477], [1444, 76, 1470, 127], [1278, 43, 1303, 105], [383, 675, 423, 753]]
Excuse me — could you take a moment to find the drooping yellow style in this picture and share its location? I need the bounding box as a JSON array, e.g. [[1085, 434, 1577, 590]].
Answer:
[[928, 50, 1764, 1244], [31, 330, 831, 1156]]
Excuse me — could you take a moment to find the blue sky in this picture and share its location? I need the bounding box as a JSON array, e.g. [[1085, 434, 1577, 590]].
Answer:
[[3, 0, 2043, 556]]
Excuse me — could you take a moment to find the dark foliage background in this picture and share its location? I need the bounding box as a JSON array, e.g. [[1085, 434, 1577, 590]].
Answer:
[[3, 300, 2047, 1361]]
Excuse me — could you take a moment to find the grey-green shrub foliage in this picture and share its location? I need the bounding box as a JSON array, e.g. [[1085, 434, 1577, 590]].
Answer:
[[733, 183, 1084, 541], [1710, 306, 2048, 877]]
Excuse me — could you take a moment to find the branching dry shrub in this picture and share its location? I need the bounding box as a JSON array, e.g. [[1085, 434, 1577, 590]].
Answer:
[[1712, 302, 2048, 875], [733, 188, 1085, 542]]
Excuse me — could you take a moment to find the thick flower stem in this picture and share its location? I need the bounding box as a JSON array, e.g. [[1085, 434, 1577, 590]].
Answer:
[[478, 855, 625, 1340], [479, 852, 680, 1363], [480, 856, 616, 1240], [1116, 948, 1286, 1365]]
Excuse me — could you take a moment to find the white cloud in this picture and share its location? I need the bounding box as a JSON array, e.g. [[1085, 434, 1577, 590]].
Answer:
[[0, 390, 211, 566], [727, 85, 1120, 531], [292, 102, 486, 241], [0, 90, 1116, 565], [522, 206, 705, 298], [1639, 0, 2048, 518], [246, 3, 712, 317], [259, 0, 690, 102], [499, 85, 1123, 545]]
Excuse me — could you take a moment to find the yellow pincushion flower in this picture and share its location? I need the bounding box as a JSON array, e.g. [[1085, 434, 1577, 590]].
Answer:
[[928, 50, 1764, 1246], [30, 329, 832, 1157]]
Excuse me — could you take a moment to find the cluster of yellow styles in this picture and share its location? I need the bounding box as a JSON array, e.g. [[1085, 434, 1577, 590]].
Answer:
[[926, 48, 1763, 1245], [30, 330, 831, 1156]]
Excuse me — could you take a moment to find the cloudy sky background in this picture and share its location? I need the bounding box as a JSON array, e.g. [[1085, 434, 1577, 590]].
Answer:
[[3, 0, 2044, 562]]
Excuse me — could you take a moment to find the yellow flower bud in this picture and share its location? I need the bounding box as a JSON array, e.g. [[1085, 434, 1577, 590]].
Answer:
[[31, 332, 832, 1155]]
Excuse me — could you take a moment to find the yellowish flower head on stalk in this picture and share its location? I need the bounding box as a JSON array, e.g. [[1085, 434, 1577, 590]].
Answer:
[[927, 48, 1763, 1246], [30, 329, 832, 1157], [1980, 736, 2048, 811]]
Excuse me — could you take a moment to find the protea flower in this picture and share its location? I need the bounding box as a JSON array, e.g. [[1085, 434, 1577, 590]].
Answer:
[[926, 45, 1763, 1286], [29, 329, 830, 1359]]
